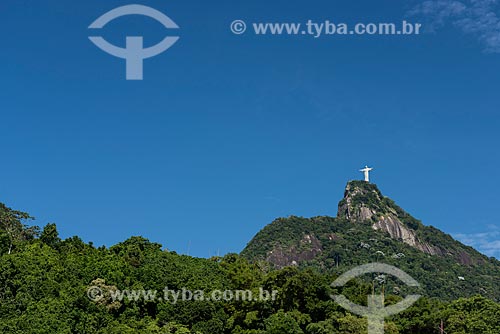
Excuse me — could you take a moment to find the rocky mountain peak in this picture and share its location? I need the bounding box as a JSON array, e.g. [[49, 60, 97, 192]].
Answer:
[[241, 180, 493, 299], [337, 180, 445, 256], [337, 180, 385, 222]]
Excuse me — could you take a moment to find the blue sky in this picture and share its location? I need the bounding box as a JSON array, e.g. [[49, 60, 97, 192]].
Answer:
[[1, 0, 499, 258]]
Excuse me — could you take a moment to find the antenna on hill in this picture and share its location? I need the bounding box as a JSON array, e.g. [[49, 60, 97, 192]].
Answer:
[[187, 240, 191, 256]]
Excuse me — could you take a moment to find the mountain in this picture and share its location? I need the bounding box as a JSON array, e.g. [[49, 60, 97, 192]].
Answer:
[[241, 180, 500, 301], [3, 186, 500, 333]]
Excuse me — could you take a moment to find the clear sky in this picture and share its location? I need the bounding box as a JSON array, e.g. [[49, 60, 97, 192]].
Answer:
[[1, 0, 499, 258]]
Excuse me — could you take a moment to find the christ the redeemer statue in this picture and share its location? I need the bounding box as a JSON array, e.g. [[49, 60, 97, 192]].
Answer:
[[360, 166, 373, 182]]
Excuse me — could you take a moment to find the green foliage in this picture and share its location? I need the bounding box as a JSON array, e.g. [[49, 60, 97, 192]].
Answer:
[[1, 194, 500, 334], [242, 181, 500, 302], [0, 203, 37, 255], [40, 223, 61, 249], [264, 310, 304, 334]]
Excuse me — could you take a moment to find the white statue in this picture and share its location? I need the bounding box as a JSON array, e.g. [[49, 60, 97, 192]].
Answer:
[[360, 166, 373, 182]]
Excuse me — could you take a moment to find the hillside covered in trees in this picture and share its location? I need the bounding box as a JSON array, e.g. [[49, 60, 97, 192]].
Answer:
[[2, 182, 500, 333], [242, 181, 500, 301]]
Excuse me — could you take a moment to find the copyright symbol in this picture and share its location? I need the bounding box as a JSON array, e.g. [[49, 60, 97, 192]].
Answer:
[[231, 20, 247, 34], [87, 286, 104, 301]]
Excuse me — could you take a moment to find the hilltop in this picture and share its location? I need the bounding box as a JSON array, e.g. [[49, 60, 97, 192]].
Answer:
[[241, 180, 500, 300], [2, 184, 500, 333]]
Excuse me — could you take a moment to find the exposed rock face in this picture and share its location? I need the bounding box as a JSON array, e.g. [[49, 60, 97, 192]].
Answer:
[[266, 234, 323, 269], [338, 181, 444, 256], [337, 183, 377, 221], [372, 215, 443, 256]]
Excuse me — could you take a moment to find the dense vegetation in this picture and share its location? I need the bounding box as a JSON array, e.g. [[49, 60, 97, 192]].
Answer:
[[2, 199, 500, 333], [241, 215, 500, 301], [242, 181, 500, 301]]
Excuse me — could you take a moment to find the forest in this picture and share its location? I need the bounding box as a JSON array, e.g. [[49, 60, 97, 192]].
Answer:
[[2, 202, 500, 334]]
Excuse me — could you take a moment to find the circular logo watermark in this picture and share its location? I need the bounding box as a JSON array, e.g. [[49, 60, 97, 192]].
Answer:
[[88, 5, 180, 80], [331, 263, 421, 334]]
